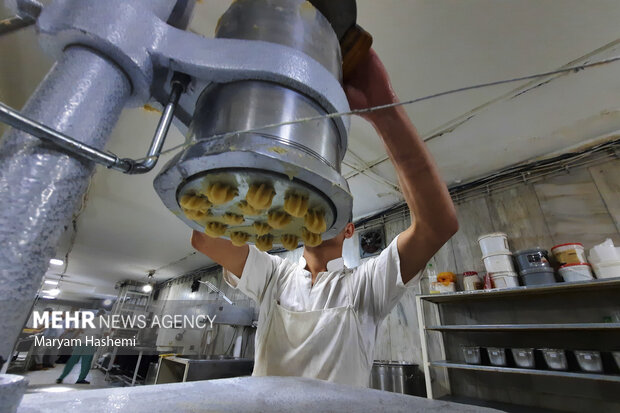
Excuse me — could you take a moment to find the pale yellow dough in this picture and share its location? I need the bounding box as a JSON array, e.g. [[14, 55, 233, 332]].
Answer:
[[252, 221, 272, 236], [230, 231, 250, 247], [183, 208, 210, 221], [304, 209, 326, 234], [180, 194, 211, 212], [223, 212, 245, 225], [246, 183, 275, 210], [237, 200, 262, 216], [205, 182, 238, 205], [255, 234, 274, 251], [281, 234, 299, 251], [267, 210, 293, 229], [204, 221, 227, 238], [283, 193, 309, 217], [302, 227, 322, 247]]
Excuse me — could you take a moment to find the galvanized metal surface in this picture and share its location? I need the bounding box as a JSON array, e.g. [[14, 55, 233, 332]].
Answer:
[[17, 376, 501, 412]]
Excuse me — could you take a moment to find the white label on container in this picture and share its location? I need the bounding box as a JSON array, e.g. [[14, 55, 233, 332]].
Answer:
[[584, 355, 592, 360], [519, 352, 525, 357], [550, 354, 557, 358]]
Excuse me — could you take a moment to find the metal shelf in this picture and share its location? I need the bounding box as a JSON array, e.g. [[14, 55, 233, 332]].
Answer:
[[418, 277, 620, 303], [427, 323, 620, 332], [431, 361, 620, 383]]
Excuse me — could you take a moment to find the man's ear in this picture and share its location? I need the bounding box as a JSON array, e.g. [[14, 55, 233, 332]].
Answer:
[[344, 222, 355, 239]]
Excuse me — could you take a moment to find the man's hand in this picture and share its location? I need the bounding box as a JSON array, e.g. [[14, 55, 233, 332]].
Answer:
[[191, 230, 249, 277], [344, 49, 397, 124], [343, 49, 458, 283]]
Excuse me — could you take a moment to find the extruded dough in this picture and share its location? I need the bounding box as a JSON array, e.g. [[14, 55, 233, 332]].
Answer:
[[205, 182, 238, 205], [223, 212, 245, 225], [230, 231, 250, 247], [252, 221, 272, 236], [204, 221, 227, 238], [246, 183, 275, 210], [283, 193, 309, 217], [237, 200, 262, 216], [281, 234, 299, 251], [267, 210, 293, 229], [302, 227, 322, 247], [179, 194, 211, 212], [255, 234, 274, 251], [183, 208, 210, 221], [304, 209, 326, 234]]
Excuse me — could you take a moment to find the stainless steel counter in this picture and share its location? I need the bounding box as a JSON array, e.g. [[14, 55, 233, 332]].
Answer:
[[17, 376, 502, 413], [155, 355, 254, 383]]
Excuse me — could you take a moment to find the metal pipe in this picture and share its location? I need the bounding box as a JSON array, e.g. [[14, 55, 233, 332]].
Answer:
[[0, 15, 35, 36], [0, 74, 188, 174], [0, 46, 132, 368]]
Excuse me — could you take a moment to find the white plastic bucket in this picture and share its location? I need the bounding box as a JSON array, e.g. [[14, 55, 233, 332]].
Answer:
[[558, 263, 593, 282], [551, 243, 586, 265], [478, 232, 510, 256], [483, 253, 515, 273], [491, 272, 519, 288], [592, 260, 620, 279]]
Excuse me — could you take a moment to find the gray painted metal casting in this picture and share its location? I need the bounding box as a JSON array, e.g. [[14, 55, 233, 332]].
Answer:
[[0, 0, 178, 377]]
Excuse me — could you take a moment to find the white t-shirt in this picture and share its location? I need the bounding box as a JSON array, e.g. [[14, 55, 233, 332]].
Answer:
[[224, 235, 411, 366]]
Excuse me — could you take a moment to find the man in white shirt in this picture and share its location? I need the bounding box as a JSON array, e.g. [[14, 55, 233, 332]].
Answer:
[[191, 49, 458, 386]]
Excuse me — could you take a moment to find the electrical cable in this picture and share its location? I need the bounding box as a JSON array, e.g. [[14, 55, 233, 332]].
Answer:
[[135, 55, 620, 162]]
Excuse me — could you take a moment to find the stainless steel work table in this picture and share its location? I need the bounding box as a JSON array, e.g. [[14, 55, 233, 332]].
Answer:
[[17, 376, 501, 412]]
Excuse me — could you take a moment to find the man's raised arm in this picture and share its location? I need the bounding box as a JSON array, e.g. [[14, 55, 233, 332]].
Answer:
[[344, 50, 459, 283], [190, 231, 249, 277]]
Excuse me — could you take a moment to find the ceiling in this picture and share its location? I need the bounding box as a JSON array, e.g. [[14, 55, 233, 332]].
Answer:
[[1, 0, 619, 300]]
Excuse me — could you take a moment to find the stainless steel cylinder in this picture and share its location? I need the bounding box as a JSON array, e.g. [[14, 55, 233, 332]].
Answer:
[[155, 0, 353, 245]]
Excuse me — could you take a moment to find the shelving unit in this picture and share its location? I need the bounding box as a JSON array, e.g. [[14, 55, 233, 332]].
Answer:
[[416, 277, 620, 412]]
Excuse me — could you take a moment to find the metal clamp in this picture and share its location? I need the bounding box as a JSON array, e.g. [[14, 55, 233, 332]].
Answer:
[[0, 73, 190, 174]]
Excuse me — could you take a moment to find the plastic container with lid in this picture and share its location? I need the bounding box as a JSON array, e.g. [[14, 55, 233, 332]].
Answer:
[[478, 232, 510, 256], [490, 271, 519, 288], [462, 271, 482, 291], [558, 263, 594, 282], [514, 248, 551, 272], [551, 243, 586, 265], [520, 267, 556, 286], [483, 252, 515, 273]]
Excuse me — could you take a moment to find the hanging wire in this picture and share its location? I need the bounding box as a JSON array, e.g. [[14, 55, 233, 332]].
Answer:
[[135, 55, 620, 162]]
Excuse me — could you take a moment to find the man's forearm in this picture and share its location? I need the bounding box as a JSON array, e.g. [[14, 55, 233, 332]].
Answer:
[[369, 105, 458, 276]]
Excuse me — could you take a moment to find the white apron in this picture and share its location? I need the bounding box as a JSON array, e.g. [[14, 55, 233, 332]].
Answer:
[[253, 281, 372, 387]]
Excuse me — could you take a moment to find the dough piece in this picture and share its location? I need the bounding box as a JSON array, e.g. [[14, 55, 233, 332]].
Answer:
[[204, 221, 227, 238], [179, 194, 211, 212], [230, 231, 250, 247], [255, 234, 274, 251], [267, 210, 293, 229], [304, 209, 326, 234], [302, 227, 322, 247], [223, 212, 245, 225], [237, 200, 262, 216], [283, 193, 309, 218], [183, 208, 210, 221], [281, 234, 299, 251], [205, 182, 238, 205], [246, 183, 275, 210], [252, 221, 272, 236]]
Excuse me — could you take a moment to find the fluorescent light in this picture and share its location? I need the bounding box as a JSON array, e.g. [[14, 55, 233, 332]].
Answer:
[[44, 280, 59, 286], [47, 288, 61, 296], [49, 258, 64, 266], [41, 295, 55, 300], [142, 284, 153, 293]]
